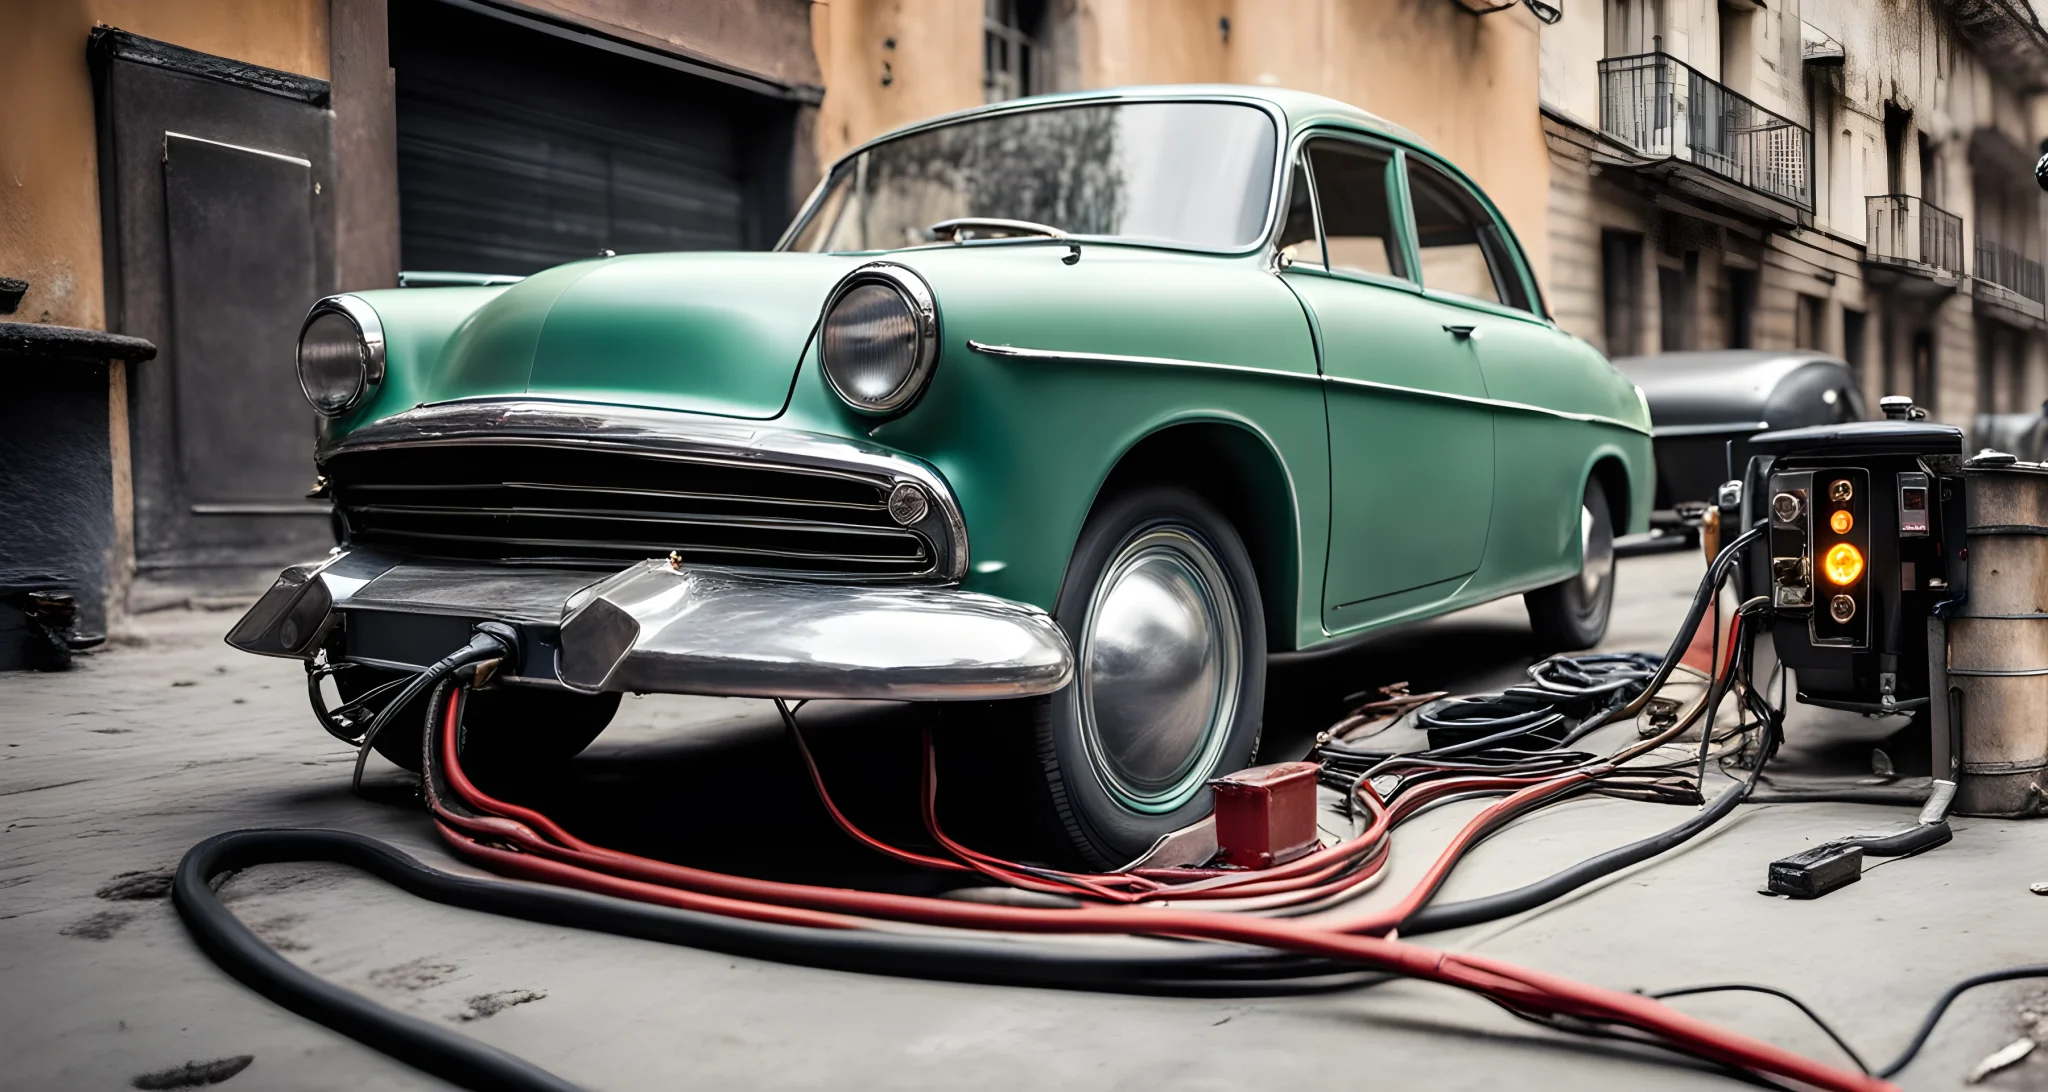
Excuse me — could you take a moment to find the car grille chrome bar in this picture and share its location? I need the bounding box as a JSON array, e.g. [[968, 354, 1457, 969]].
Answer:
[[320, 403, 967, 581]]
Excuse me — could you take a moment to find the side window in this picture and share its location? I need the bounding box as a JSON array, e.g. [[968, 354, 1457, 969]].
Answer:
[[1405, 158, 1532, 312], [1277, 154, 1323, 269], [1305, 140, 1406, 281]]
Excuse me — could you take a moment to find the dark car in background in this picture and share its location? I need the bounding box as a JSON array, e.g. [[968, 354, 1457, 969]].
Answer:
[[1973, 401, 2048, 461], [1615, 350, 1866, 538]]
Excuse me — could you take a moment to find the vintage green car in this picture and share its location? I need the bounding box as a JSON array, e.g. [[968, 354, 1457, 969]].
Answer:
[[228, 86, 1652, 867]]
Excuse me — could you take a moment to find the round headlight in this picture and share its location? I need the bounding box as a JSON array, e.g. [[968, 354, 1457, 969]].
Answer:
[[820, 264, 937, 414], [297, 296, 385, 416]]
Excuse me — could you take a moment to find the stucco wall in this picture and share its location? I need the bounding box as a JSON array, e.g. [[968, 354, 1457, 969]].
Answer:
[[0, 0, 330, 332], [812, 0, 982, 169]]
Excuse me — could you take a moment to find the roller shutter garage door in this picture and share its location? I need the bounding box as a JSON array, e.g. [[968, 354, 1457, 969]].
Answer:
[[390, 2, 797, 275]]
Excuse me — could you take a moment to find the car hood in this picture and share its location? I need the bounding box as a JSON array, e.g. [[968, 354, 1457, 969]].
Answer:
[[435, 252, 865, 419]]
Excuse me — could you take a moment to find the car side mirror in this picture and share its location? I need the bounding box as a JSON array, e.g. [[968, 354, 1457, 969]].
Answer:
[[2038, 147, 2048, 192]]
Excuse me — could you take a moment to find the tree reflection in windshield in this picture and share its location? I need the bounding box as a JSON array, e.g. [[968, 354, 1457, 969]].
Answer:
[[787, 101, 1278, 253]]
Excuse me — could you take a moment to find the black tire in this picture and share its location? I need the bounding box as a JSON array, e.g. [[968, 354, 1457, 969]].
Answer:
[[1525, 476, 1618, 651], [333, 666, 620, 775], [1032, 485, 1266, 869]]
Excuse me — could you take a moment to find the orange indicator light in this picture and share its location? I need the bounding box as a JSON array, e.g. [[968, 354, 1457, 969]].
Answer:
[[1829, 510, 1853, 534], [1823, 542, 1864, 586]]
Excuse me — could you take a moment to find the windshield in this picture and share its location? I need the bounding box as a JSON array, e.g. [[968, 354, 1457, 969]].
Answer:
[[784, 101, 1280, 253]]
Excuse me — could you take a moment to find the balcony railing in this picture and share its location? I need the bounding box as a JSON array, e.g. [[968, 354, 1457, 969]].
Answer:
[[1598, 52, 1813, 212], [1867, 195, 1964, 274], [1976, 237, 2047, 306]]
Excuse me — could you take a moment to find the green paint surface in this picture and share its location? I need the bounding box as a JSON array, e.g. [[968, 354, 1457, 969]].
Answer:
[[322, 86, 1652, 654]]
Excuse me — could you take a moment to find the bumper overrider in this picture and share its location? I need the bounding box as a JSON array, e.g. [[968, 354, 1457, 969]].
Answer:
[[226, 402, 1074, 701]]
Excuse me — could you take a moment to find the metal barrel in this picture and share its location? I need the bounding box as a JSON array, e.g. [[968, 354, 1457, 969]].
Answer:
[[1949, 464, 2048, 817]]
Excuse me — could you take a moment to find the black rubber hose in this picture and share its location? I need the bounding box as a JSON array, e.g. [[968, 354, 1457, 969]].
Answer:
[[1841, 820, 1952, 858], [172, 831, 580, 1092], [173, 829, 1389, 999]]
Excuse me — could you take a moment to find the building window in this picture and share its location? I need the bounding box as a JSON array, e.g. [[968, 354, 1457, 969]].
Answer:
[[1658, 266, 1685, 350], [1911, 331, 1936, 413], [1726, 267, 1757, 348], [984, 0, 1045, 103], [1601, 230, 1643, 356], [1842, 308, 1867, 383], [1796, 293, 1826, 350]]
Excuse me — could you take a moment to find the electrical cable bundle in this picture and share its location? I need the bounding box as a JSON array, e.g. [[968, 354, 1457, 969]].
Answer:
[[171, 522, 2044, 1091]]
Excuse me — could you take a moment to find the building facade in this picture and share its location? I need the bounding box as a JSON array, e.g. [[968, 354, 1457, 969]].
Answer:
[[1538, 0, 2048, 425]]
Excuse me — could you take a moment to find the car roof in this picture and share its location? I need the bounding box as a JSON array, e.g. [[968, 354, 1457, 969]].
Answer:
[[1611, 350, 1855, 427], [1611, 349, 1849, 386], [842, 84, 1433, 158]]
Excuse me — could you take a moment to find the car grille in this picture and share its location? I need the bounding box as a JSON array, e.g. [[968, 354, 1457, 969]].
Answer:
[[324, 443, 939, 578]]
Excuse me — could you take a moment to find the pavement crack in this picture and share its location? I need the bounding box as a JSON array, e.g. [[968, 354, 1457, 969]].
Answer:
[[0, 778, 94, 797]]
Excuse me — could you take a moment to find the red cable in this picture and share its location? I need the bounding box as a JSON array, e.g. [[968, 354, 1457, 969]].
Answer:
[[426, 691, 1890, 1092]]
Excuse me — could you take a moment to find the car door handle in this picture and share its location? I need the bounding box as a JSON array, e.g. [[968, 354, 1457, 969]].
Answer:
[[1442, 324, 1478, 339]]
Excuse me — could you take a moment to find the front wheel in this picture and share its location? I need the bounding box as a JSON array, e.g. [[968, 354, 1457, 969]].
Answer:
[[1032, 485, 1267, 869], [1524, 476, 1618, 651]]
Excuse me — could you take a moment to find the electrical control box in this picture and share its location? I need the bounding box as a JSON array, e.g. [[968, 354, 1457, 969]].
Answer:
[[1739, 416, 1964, 715]]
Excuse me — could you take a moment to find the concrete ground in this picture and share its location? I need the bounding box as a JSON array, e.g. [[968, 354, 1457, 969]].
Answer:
[[4, 549, 2045, 1091]]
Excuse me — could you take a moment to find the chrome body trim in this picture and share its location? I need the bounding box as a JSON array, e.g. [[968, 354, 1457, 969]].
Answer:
[[299, 295, 386, 416], [1651, 420, 1770, 438], [556, 559, 1074, 700], [968, 340, 1653, 436], [968, 340, 1321, 385], [320, 399, 969, 582], [819, 262, 941, 415]]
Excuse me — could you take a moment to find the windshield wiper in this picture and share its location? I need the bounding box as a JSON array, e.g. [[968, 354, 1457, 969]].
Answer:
[[928, 218, 1068, 242], [927, 218, 1080, 264]]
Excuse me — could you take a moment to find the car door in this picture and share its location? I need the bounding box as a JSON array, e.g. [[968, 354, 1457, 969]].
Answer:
[[1400, 153, 1602, 594], [1279, 136, 1496, 631]]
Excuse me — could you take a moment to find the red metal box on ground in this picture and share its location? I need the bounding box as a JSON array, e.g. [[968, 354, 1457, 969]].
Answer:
[[1209, 761, 1321, 869]]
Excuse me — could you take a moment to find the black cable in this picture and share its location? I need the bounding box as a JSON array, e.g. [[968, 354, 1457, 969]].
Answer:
[[1640, 964, 2048, 1082], [1877, 964, 2048, 1077], [1399, 774, 1754, 936], [1400, 622, 1782, 938], [1556, 525, 1764, 749], [1648, 983, 1870, 1074], [351, 627, 515, 793]]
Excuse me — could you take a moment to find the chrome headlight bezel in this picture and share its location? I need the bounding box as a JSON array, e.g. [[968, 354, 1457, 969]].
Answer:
[[818, 263, 939, 416], [297, 295, 386, 417]]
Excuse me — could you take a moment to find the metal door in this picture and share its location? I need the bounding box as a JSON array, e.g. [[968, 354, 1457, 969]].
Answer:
[[93, 32, 336, 605]]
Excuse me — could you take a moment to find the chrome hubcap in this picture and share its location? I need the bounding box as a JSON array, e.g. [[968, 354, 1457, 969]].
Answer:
[[1077, 527, 1241, 814], [1578, 503, 1615, 612]]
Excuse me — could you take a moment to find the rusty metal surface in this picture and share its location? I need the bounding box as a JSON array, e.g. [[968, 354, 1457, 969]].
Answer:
[[1952, 467, 2048, 816]]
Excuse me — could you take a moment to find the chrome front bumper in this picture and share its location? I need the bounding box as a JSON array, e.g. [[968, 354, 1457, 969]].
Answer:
[[226, 550, 1074, 700]]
